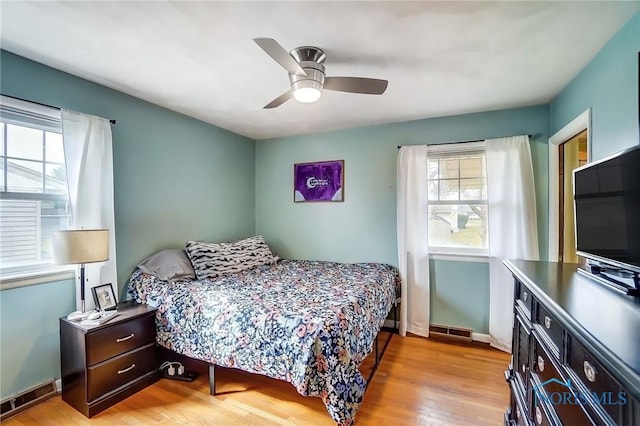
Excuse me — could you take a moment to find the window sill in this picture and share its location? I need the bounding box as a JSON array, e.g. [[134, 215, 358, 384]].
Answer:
[[0, 267, 76, 291], [429, 250, 489, 263]]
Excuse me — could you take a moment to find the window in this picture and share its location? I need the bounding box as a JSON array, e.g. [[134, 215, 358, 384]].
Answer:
[[427, 143, 488, 253], [0, 98, 71, 277]]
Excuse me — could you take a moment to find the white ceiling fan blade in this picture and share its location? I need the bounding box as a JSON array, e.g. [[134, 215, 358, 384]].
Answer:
[[263, 89, 294, 109], [253, 38, 307, 77], [324, 77, 388, 95]]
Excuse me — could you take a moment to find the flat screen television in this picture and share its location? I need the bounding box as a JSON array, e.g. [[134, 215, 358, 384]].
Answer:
[[573, 144, 640, 275]]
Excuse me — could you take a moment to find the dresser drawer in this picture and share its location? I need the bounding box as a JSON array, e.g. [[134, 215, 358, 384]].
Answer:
[[567, 336, 625, 424], [509, 378, 530, 426], [516, 280, 533, 320], [87, 314, 156, 365], [513, 311, 531, 392], [87, 344, 156, 401], [532, 334, 562, 385], [534, 304, 563, 355], [532, 400, 554, 426], [532, 336, 595, 425]]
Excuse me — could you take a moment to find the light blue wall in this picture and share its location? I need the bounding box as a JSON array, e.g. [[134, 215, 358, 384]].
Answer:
[[551, 12, 640, 159], [0, 280, 75, 398], [0, 50, 256, 399], [430, 260, 490, 334], [256, 105, 550, 333]]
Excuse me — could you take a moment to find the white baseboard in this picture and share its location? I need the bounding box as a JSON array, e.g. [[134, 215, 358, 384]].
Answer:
[[55, 378, 62, 393], [471, 333, 491, 343]]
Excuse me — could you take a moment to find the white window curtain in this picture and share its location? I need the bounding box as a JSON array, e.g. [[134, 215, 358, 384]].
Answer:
[[62, 110, 117, 310], [396, 145, 430, 337], [486, 135, 539, 352]]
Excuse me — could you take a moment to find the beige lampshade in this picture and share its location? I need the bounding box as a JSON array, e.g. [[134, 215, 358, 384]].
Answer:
[[52, 229, 110, 265]]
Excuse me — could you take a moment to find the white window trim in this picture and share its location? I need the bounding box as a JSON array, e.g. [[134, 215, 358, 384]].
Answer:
[[428, 140, 485, 155], [429, 252, 490, 263], [0, 96, 70, 289], [427, 141, 489, 255], [0, 266, 75, 290], [430, 244, 489, 261]]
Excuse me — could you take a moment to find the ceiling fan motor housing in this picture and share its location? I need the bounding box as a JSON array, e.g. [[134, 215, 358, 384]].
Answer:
[[289, 46, 326, 92]]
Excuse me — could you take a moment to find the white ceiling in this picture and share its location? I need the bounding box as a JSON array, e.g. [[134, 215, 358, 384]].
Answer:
[[1, 1, 637, 140]]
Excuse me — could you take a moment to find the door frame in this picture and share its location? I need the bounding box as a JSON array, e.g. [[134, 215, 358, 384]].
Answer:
[[548, 109, 591, 262]]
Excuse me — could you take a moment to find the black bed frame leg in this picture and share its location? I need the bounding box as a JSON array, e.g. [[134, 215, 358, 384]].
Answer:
[[394, 298, 398, 330], [209, 364, 216, 395]]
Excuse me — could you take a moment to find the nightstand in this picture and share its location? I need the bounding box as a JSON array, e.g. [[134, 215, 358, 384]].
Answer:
[[59, 301, 159, 417]]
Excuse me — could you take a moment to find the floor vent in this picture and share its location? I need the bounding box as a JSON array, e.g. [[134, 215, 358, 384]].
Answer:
[[429, 324, 473, 342], [0, 380, 57, 421]]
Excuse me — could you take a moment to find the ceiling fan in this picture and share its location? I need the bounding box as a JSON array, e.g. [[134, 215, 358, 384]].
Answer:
[[253, 38, 389, 109]]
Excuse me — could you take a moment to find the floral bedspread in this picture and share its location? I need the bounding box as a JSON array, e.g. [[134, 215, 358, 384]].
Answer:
[[126, 259, 400, 425]]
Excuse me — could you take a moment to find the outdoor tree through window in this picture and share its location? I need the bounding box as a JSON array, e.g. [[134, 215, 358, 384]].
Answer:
[[427, 147, 488, 252]]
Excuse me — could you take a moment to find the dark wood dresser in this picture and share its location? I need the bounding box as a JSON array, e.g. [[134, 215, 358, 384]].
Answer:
[[503, 260, 640, 426], [59, 302, 159, 417]]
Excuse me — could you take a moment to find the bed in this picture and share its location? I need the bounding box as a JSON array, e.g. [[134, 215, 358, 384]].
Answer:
[[127, 258, 400, 425]]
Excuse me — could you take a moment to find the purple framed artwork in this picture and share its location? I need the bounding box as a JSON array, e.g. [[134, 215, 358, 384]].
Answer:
[[294, 160, 344, 202]]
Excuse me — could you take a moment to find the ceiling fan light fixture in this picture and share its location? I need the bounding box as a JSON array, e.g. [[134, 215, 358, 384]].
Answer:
[[254, 38, 388, 109], [293, 87, 321, 103], [292, 80, 322, 103]]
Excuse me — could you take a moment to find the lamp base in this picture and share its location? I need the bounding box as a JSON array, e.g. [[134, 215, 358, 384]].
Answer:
[[67, 310, 92, 322]]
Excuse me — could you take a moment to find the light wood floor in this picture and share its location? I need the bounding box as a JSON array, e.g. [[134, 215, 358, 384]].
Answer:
[[4, 334, 510, 425]]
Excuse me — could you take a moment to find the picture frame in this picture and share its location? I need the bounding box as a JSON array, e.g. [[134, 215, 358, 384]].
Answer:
[[294, 160, 344, 202], [91, 283, 117, 311]]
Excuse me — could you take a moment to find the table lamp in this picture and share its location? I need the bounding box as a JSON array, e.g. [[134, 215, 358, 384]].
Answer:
[[53, 229, 109, 318]]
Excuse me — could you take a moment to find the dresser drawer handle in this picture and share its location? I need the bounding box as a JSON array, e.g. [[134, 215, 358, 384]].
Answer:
[[544, 316, 552, 329], [583, 360, 597, 382], [116, 333, 135, 343], [535, 406, 543, 424], [117, 363, 136, 375], [537, 355, 545, 372], [523, 292, 528, 302]]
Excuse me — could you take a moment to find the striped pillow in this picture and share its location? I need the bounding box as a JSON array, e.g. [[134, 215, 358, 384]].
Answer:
[[185, 235, 278, 280]]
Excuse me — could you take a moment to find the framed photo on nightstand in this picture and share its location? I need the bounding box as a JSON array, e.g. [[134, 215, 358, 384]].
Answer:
[[91, 283, 117, 311]]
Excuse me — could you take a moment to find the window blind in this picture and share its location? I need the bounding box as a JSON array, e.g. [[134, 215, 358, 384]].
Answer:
[[0, 95, 61, 132]]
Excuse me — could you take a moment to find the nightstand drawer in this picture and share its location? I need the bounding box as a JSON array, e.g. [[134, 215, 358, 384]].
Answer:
[[87, 314, 155, 365], [87, 344, 156, 401]]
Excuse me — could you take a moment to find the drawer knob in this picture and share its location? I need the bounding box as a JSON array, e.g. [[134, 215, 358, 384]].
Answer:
[[535, 406, 543, 424], [537, 355, 545, 372], [116, 333, 135, 343], [583, 360, 597, 382], [523, 292, 528, 302], [544, 316, 552, 329], [117, 363, 136, 375]]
